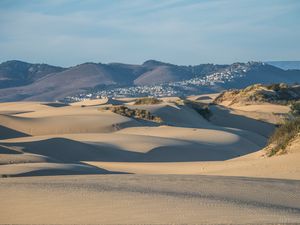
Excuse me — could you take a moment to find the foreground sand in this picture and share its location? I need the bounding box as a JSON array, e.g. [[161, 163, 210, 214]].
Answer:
[[1, 174, 300, 224]]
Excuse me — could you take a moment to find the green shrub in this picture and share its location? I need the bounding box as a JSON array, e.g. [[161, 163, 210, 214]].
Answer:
[[267, 117, 300, 156], [134, 97, 163, 105]]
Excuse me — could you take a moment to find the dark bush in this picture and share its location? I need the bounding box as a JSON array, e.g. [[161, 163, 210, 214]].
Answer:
[[184, 100, 212, 121]]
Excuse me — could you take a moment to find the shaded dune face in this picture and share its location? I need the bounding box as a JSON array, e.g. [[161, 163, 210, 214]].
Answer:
[[209, 105, 275, 138], [0, 144, 22, 154], [2, 134, 261, 163], [0, 125, 30, 139]]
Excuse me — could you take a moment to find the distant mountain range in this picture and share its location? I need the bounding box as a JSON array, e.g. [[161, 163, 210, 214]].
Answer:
[[0, 60, 300, 102]]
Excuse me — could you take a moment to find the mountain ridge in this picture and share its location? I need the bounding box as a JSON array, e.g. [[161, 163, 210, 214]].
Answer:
[[0, 60, 300, 102]]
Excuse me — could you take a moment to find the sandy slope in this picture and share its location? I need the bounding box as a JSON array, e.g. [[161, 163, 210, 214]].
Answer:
[[87, 150, 300, 180], [1, 175, 300, 224], [0, 108, 139, 136], [215, 102, 290, 124]]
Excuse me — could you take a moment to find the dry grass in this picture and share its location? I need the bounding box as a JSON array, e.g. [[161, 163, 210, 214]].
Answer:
[[267, 117, 300, 156], [214, 83, 300, 106], [290, 101, 300, 116]]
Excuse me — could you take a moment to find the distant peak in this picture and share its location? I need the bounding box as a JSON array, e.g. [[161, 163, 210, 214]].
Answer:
[[1, 60, 29, 65], [142, 60, 171, 67]]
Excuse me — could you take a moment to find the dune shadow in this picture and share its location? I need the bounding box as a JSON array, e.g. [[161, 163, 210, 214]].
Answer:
[[209, 105, 275, 138], [0, 111, 34, 115], [42, 102, 69, 107], [0, 125, 30, 140], [0, 144, 22, 154], [133, 142, 260, 162], [2, 136, 261, 163], [7, 165, 129, 177], [2, 138, 141, 163], [196, 96, 212, 100]]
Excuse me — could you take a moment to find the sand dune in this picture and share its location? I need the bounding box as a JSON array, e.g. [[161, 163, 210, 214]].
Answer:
[[0, 112, 139, 136], [0, 99, 294, 179], [70, 98, 108, 106], [70, 97, 126, 107], [0, 98, 299, 224], [0, 124, 30, 139], [0, 152, 54, 165], [0, 162, 111, 177], [87, 150, 300, 180], [209, 105, 275, 137], [232, 103, 290, 114], [128, 102, 211, 127], [0, 144, 23, 154], [0, 129, 262, 164], [0, 101, 51, 112], [214, 103, 289, 124]]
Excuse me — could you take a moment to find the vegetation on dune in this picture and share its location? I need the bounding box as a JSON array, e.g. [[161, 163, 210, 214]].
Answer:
[[290, 101, 300, 116], [102, 105, 163, 123], [267, 100, 300, 156], [267, 117, 300, 156], [133, 97, 163, 105], [1, 174, 10, 178], [214, 83, 300, 106], [183, 100, 212, 121], [266, 83, 288, 92]]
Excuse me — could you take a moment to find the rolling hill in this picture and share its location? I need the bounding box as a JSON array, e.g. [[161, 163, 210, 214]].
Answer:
[[0, 60, 65, 89]]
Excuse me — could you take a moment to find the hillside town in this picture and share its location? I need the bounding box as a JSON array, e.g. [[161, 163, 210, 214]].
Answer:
[[64, 62, 260, 102]]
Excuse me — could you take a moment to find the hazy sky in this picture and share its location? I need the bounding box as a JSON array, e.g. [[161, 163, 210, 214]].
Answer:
[[0, 0, 299, 66]]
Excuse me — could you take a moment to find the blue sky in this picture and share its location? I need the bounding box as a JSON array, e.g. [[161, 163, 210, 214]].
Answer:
[[0, 0, 299, 66]]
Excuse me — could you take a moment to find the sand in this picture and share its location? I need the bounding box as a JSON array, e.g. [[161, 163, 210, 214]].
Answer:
[[1, 175, 300, 224], [86, 150, 300, 180], [0, 98, 299, 224], [0, 100, 295, 178]]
